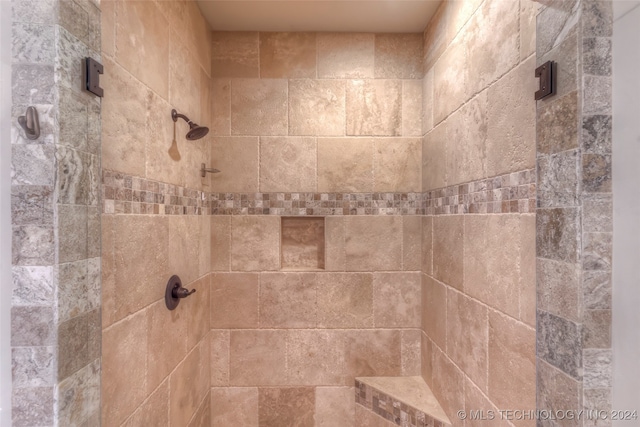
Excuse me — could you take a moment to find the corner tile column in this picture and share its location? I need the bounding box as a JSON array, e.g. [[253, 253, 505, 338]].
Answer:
[[536, 0, 613, 423]]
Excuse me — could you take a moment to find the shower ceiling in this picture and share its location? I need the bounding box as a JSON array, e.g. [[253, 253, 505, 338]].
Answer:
[[197, 0, 441, 33]]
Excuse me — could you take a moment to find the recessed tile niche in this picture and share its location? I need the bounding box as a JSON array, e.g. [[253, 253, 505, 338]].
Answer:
[[281, 217, 325, 270]]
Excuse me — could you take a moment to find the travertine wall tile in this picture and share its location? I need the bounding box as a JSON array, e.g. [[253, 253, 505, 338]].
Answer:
[[374, 33, 423, 79], [346, 80, 402, 136], [231, 216, 280, 271], [260, 137, 317, 192], [316, 387, 355, 426], [170, 36, 203, 124], [373, 273, 420, 328], [432, 215, 463, 290], [211, 32, 259, 78], [344, 329, 402, 379], [402, 80, 423, 137], [211, 216, 231, 271], [211, 79, 231, 135], [211, 387, 259, 427], [401, 329, 421, 376], [259, 32, 316, 78], [431, 345, 464, 425], [210, 273, 259, 329], [210, 136, 259, 193], [423, 2, 448, 71], [229, 330, 287, 386], [168, 215, 201, 285], [121, 379, 168, 427], [210, 330, 230, 387], [169, 339, 210, 427], [421, 275, 446, 351], [258, 387, 315, 427], [325, 216, 346, 271], [317, 138, 373, 192], [345, 216, 402, 271], [317, 33, 374, 79], [317, 273, 373, 328], [403, 215, 422, 271], [230, 79, 288, 135], [260, 273, 316, 328], [286, 330, 345, 385], [373, 138, 421, 192], [289, 79, 345, 136], [422, 124, 447, 191], [433, 36, 467, 124]]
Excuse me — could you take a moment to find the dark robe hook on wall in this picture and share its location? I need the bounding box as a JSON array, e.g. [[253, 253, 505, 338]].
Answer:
[[17, 106, 40, 140]]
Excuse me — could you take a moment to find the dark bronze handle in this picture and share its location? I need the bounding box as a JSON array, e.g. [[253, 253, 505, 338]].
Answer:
[[172, 285, 196, 299]]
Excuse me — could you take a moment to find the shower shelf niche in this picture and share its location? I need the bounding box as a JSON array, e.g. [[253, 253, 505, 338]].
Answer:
[[280, 217, 325, 271]]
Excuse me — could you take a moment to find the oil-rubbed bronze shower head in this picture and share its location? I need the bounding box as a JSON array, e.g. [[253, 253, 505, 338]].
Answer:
[[171, 109, 209, 141]]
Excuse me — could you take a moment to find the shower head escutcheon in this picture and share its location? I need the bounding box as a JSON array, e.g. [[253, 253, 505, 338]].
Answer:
[[171, 109, 210, 140]]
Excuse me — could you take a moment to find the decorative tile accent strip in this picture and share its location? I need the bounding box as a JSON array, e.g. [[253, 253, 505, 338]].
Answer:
[[355, 380, 447, 427], [423, 169, 536, 215], [102, 169, 536, 216], [102, 170, 210, 215]]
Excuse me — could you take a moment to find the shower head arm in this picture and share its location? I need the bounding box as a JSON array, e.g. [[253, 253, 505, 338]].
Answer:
[[171, 109, 192, 125]]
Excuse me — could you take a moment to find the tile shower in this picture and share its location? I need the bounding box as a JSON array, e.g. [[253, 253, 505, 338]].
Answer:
[[6, 0, 615, 426]]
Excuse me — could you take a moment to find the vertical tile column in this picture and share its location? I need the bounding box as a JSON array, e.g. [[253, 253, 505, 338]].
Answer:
[[536, 0, 613, 422], [10, 0, 102, 425]]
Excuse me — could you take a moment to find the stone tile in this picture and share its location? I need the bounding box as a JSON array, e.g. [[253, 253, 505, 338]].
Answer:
[[355, 404, 396, 427], [520, 0, 537, 61], [260, 273, 317, 328], [315, 387, 355, 427], [210, 136, 259, 192], [12, 265, 53, 306], [403, 216, 421, 271], [583, 115, 612, 154], [317, 137, 373, 192], [422, 2, 448, 71], [56, 147, 99, 207], [11, 185, 53, 227], [488, 311, 536, 412], [583, 154, 612, 193], [583, 38, 612, 76], [422, 69, 434, 133], [169, 36, 202, 124], [433, 215, 463, 290], [11, 0, 56, 24], [520, 214, 537, 328], [58, 0, 89, 47], [258, 387, 315, 427], [401, 329, 421, 376], [103, 216, 169, 326], [230, 216, 280, 271], [431, 345, 465, 425], [230, 79, 288, 135], [583, 194, 613, 233], [344, 329, 402, 380], [373, 138, 421, 192], [536, 208, 580, 263], [168, 216, 200, 285], [486, 56, 536, 177], [583, 270, 611, 310], [539, 30, 579, 105], [537, 258, 581, 323], [346, 80, 401, 136], [374, 33, 422, 79], [288, 79, 345, 136], [584, 76, 612, 116], [537, 91, 579, 155], [325, 216, 345, 271], [11, 225, 55, 266], [432, 37, 467, 124], [260, 32, 316, 78], [211, 216, 231, 271], [121, 380, 169, 427], [115, 0, 169, 98], [536, 0, 579, 57], [422, 275, 446, 351], [421, 332, 433, 384], [186, 277, 210, 350], [211, 330, 230, 387], [537, 150, 579, 207], [260, 137, 317, 192], [345, 216, 402, 271], [317, 33, 374, 78], [11, 144, 54, 186], [101, 57, 148, 176], [583, 388, 611, 426], [373, 272, 420, 328], [102, 309, 147, 427], [464, 377, 512, 427], [210, 273, 259, 328], [537, 310, 582, 380], [57, 359, 100, 427], [286, 330, 345, 385], [422, 124, 447, 191], [583, 309, 611, 349], [58, 204, 87, 263], [211, 32, 260, 78], [229, 330, 287, 386], [199, 215, 211, 279], [11, 306, 55, 347], [169, 340, 210, 427], [58, 312, 90, 381], [189, 391, 212, 427], [144, 91, 181, 188], [422, 216, 433, 275], [146, 299, 188, 394], [536, 359, 581, 427], [211, 79, 231, 135], [12, 64, 55, 104], [101, 0, 115, 57], [281, 217, 324, 270], [582, 0, 612, 37], [584, 349, 612, 388], [12, 346, 55, 388], [211, 387, 259, 427], [317, 273, 373, 328], [12, 386, 54, 426], [12, 22, 55, 64], [446, 91, 487, 185], [447, 290, 488, 392]]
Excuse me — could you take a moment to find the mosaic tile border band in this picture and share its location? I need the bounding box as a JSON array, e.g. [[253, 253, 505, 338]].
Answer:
[[355, 380, 447, 427], [102, 169, 536, 216]]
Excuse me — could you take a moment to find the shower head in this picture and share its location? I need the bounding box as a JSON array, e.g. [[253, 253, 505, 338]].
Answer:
[[171, 109, 209, 141]]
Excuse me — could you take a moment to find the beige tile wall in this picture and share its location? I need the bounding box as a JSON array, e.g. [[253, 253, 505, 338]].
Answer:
[[101, 1, 213, 426], [420, 1, 537, 426], [209, 31, 424, 426]]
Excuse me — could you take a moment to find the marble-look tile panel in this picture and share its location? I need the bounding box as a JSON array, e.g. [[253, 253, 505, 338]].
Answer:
[[536, 310, 582, 380], [11, 306, 56, 347], [11, 265, 53, 306], [12, 386, 54, 426], [583, 349, 612, 389], [56, 146, 99, 206], [536, 208, 580, 263], [537, 150, 579, 207], [11, 185, 53, 226], [582, 115, 612, 154], [11, 346, 55, 388]]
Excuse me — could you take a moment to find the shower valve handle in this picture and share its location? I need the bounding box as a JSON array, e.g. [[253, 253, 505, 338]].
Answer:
[[172, 285, 196, 299]]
